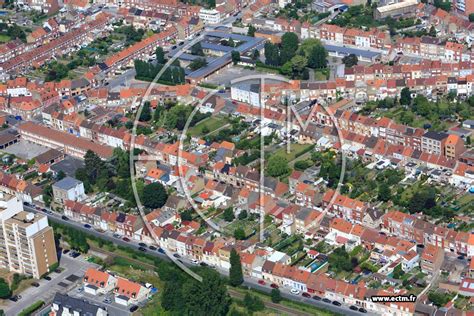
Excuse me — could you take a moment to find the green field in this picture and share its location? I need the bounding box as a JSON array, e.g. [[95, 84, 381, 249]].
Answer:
[[0, 35, 11, 43], [188, 116, 228, 136], [270, 143, 314, 161]]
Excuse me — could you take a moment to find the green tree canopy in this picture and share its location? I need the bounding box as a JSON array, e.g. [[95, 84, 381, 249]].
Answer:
[[229, 248, 244, 286], [142, 182, 168, 209], [266, 155, 290, 177]]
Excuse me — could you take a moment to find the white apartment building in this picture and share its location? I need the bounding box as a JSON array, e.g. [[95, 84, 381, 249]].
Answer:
[[231, 83, 261, 107], [0, 193, 58, 278], [199, 8, 221, 24]]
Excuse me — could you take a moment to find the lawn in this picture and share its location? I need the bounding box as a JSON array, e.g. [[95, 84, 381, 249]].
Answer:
[[187, 116, 228, 137], [270, 143, 314, 162], [0, 34, 10, 43]]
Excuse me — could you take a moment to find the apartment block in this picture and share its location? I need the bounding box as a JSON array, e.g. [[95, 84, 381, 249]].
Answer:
[[0, 194, 57, 278]]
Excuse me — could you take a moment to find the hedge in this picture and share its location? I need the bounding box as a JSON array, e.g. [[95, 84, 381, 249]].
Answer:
[[18, 300, 44, 316]]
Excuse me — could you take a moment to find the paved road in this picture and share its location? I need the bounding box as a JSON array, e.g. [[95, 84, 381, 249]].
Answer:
[[3, 255, 97, 316], [26, 206, 374, 316]]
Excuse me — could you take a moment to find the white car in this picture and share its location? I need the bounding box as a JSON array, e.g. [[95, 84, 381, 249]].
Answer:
[[290, 288, 300, 295], [191, 259, 199, 265]]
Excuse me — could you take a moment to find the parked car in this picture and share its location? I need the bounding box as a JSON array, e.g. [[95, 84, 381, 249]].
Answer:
[[270, 283, 278, 289], [122, 237, 130, 242], [191, 259, 199, 265], [77, 287, 84, 293], [199, 262, 208, 267], [138, 242, 147, 247], [138, 247, 147, 252], [302, 292, 311, 298], [113, 233, 121, 238], [312, 295, 321, 301], [31, 282, 40, 287], [129, 305, 139, 312], [62, 249, 70, 254], [83, 224, 91, 229], [44, 276, 51, 281], [322, 298, 331, 303], [103, 297, 112, 304], [359, 308, 367, 313], [332, 301, 341, 306], [61, 215, 69, 221], [349, 306, 358, 311], [258, 280, 266, 285], [173, 253, 181, 258], [9, 295, 19, 302], [149, 246, 157, 251], [158, 248, 166, 254], [290, 288, 300, 295]]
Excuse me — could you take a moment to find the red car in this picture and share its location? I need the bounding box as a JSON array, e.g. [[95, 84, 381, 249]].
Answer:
[[270, 283, 279, 289], [302, 292, 311, 298], [122, 237, 130, 242], [258, 280, 266, 285]]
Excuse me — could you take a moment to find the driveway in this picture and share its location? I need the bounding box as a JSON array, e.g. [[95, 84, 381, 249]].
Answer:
[[3, 255, 98, 316]]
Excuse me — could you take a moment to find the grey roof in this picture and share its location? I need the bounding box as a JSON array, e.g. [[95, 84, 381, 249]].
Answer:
[[423, 131, 449, 141], [53, 292, 106, 316], [324, 44, 380, 59], [170, 31, 265, 80], [53, 176, 82, 190]]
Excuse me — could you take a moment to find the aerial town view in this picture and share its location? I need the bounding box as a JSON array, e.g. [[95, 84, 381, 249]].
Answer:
[[0, 0, 472, 315]]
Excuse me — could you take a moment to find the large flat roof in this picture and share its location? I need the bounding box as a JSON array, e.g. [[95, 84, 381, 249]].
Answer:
[[170, 31, 265, 80], [324, 44, 381, 58]]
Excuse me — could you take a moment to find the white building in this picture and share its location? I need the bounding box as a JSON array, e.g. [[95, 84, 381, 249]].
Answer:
[[52, 177, 86, 204], [231, 83, 261, 107], [199, 8, 221, 24]]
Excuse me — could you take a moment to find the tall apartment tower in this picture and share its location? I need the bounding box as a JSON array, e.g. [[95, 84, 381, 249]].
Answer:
[[0, 194, 58, 279]]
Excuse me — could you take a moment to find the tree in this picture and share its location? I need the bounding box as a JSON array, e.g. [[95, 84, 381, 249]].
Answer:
[[161, 282, 184, 313], [238, 209, 248, 220], [191, 42, 204, 56], [234, 227, 246, 240], [266, 155, 289, 177], [229, 248, 243, 286], [189, 58, 208, 71], [247, 25, 256, 37], [243, 293, 265, 312], [271, 288, 282, 303], [252, 49, 260, 61], [400, 87, 412, 106], [378, 183, 391, 202], [223, 207, 235, 222], [289, 55, 308, 78], [231, 50, 240, 65], [142, 182, 168, 209], [470, 13, 474, 22], [328, 247, 354, 272], [139, 101, 152, 122], [182, 270, 231, 316], [42, 184, 53, 207], [155, 47, 165, 64], [429, 25, 437, 37], [433, 0, 451, 11], [264, 42, 280, 66], [0, 279, 10, 299], [308, 44, 327, 69], [342, 54, 358, 68], [280, 32, 299, 64], [392, 264, 404, 279]]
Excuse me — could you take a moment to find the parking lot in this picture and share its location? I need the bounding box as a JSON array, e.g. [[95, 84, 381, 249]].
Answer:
[[4, 255, 98, 316]]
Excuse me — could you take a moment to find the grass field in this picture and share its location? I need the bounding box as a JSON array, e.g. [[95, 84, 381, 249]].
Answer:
[[0, 34, 10, 43], [187, 116, 228, 136], [270, 143, 313, 161]]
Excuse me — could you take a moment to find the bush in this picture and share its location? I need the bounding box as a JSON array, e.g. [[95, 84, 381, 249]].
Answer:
[[18, 300, 44, 316]]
